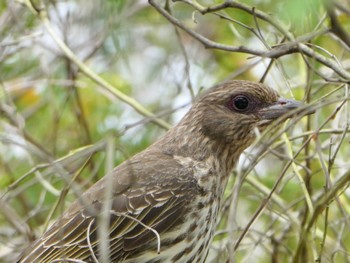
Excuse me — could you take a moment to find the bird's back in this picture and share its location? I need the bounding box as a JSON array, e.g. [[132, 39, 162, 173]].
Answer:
[[18, 149, 219, 263]]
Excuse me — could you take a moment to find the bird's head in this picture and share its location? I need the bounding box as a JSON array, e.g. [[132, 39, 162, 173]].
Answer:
[[177, 80, 301, 160], [160, 80, 302, 172]]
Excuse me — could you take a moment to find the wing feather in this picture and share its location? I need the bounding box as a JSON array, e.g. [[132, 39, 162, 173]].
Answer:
[[18, 152, 200, 262]]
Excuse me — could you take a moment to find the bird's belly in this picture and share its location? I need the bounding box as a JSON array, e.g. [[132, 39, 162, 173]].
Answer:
[[126, 197, 219, 263]]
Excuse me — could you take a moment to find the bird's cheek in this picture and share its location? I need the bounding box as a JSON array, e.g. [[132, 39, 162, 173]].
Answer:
[[251, 114, 264, 126], [256, 119, 273, 131]]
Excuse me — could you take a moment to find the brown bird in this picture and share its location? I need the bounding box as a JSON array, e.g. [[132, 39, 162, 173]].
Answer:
[[18, 80, 301, 263]]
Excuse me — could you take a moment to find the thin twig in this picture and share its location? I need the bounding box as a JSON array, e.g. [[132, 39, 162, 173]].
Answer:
[[23, 1, 170, 130], [150, 0, 350, 81]]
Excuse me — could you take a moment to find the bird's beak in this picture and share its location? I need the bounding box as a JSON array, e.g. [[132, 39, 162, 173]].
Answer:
[[258, 97, 302, 120]]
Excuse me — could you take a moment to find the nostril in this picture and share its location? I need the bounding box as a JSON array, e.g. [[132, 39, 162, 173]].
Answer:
[[277, 98, 301, 108]]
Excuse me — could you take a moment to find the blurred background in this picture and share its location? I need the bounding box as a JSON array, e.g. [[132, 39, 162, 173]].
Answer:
[[0, 0, 349, 262]]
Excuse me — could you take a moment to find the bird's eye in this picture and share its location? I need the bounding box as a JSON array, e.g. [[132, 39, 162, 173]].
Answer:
[[231, 95, 250, 111]]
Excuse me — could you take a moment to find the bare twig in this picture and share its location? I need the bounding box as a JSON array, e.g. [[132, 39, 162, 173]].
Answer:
[[327, 2, 350, 48], [23, 1, 170, 130], [149, 0, 350, 81]]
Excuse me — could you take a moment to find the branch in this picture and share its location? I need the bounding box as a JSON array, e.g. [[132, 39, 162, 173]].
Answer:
[[149, 0, 298, 57], [175, 0, 294, 40], [24, 1, 171, 130], [149, 0, 350, 82], [327, 2, 350, 48]]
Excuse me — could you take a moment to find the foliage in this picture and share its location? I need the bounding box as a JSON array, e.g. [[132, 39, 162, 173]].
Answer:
[[0, 0, 349, 262]]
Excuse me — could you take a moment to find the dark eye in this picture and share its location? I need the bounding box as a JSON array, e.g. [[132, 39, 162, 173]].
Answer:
[[231, 95, 250, 112]]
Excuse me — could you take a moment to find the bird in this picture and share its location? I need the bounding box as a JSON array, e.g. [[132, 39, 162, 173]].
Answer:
[[18, 80, 301, 263]]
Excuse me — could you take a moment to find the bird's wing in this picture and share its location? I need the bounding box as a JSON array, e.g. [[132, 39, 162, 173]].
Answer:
[[19, 151, 201, 262]]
